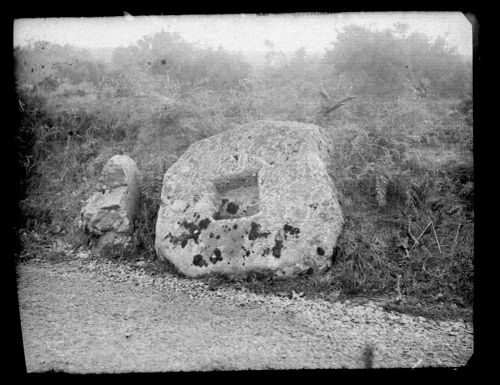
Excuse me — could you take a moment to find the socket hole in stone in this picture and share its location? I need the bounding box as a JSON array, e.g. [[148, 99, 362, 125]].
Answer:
[[213, 172, 260, 220]]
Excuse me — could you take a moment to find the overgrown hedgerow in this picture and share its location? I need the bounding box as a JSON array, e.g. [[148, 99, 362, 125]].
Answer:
[[324, 98, 473, 304]]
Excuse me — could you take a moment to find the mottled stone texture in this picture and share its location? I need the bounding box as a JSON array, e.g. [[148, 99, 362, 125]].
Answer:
[[80, 155, 140, 249], [155, 120, 344, 278]]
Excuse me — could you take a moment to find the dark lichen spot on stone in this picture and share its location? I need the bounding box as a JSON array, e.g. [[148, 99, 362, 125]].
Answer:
[[261, 247, 270, 256], [216, 235, 220, 239], [199, 218, 211, 230], [193, 254, 208, 267], [209, 232, 214, 238], [272, 239, 283, 258], [233, 154, 239, 161], [173, 219, 210, 245], [248, 222, 270, 240], [246, 250, 251, 257], [309, 203, 318, 210], [165, 232, 194, 247], [284, 224, 300, 238], [317, 247, 325, 256], [233, 224, 238, 230], [209, 248, 223, 264], [181, 220, 197, 232], [226, 202, 239, 214]]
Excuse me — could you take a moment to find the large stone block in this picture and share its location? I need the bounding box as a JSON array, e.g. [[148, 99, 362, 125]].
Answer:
[[155, 120, 344, 277], [80, 155, 141, 249]]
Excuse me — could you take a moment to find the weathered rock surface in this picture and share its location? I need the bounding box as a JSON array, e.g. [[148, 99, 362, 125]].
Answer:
[[80, 155, 140, 249], [155, 120, 344, 278]]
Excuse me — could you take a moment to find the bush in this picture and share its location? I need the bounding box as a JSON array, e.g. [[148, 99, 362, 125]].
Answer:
[[323, 24, 472, 99], [325, 97, 473, 304], [112, 31, 251, 92]]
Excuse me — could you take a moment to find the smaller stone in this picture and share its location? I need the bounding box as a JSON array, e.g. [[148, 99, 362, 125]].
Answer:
[[80, 155, 141, 250]]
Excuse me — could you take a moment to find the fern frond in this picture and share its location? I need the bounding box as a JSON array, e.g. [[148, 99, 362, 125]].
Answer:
[[375, 173, 389, 207]]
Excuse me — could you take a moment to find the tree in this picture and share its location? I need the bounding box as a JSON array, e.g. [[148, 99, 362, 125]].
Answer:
[[14, 41, 107, 89], [323, 24, 471, 99], [110, 31, 250, 91]]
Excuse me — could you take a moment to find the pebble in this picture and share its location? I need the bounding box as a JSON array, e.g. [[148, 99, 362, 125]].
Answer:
[[21, 245, 473, 369]]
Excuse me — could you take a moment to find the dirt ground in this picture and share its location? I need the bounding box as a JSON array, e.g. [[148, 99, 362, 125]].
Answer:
[[16, 256, 473, 372]]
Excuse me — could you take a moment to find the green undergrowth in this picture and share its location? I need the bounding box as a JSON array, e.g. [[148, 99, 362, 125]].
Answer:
[[322, 97, 473, 306]]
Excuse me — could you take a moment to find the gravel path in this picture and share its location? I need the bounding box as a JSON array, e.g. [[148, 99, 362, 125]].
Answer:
[[16, 256, 473, 372]]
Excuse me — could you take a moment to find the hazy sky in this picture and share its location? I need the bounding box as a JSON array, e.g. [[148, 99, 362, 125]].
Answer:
[[14, 12, 473, 56]]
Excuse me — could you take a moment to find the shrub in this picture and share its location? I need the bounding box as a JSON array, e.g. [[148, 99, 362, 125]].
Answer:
[[325, 97, 473, 304], [323, 24, 472, 99], [112, 31, 251, 92]]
